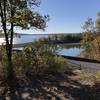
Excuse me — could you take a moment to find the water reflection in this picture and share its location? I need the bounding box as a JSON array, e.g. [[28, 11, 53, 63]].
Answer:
[[57, 43, 82, 57]]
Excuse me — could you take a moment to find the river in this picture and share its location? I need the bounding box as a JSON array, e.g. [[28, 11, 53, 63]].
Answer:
[[0, 34, 82, 57]]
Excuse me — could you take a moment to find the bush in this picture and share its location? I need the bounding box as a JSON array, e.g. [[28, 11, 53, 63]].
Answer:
[[14, 41, 68, 77], [0, 41, 69, 79], [0, 46, 8, 78]]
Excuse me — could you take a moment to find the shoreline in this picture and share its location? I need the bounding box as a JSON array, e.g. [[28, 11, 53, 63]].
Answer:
[[12, 42, 81, 48]]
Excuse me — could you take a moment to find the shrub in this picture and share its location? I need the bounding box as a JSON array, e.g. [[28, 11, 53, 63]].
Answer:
[[14, 41, 68, 77], [0, 41, 69, 78], [0, 46, 9, 78]]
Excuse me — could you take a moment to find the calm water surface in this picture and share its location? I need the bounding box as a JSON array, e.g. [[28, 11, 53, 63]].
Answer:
[[0, 34, 82, 56], [0, 34, 49, 44], [58, 47, 82, 56]]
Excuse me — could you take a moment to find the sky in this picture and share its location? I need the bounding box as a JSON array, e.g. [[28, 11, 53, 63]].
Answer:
[[16, 0, 100, 34]]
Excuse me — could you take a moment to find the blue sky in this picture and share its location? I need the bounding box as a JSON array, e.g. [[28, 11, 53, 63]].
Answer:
[[17, 0, 100, 34]]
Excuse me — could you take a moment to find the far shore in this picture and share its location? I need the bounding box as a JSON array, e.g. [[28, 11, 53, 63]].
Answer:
[[55, 42, 81, 45], [12, 42, 81, 48]]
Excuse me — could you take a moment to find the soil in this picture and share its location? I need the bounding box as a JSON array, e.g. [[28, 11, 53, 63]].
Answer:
[[0, 71, 100, 100]]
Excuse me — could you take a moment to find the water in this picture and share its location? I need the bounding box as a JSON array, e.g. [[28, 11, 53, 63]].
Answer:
[[58, 47, 82, 57], [0, 34, 82, 56], [57, 43, 82, 57], [0, 34, 49, 44]]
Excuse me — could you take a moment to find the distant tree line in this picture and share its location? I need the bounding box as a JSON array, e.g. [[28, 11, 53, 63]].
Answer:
[[44, 33, 82, 44]]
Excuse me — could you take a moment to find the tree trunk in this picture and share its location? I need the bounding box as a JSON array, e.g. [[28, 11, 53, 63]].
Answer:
[[0, 0, 15, 80], [7, 0, 15, 80], [7, 53, 14, 80]]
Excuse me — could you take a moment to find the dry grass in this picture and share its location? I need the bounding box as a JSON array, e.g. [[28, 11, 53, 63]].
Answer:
[[71, 69, 100, 86]]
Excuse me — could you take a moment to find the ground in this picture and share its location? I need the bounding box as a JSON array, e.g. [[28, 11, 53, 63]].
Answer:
[[0, 70, 100, 100]]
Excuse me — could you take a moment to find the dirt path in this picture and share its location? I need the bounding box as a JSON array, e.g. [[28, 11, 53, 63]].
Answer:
[[67, 59, 100, 73]]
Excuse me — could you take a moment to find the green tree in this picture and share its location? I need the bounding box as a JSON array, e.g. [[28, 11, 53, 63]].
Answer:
[[0, 0, 49, 80], [81, 18, 100, 59], [82, 18, 95, 32], [82, 18, 95, 47], [96, 12, 100, 32]]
